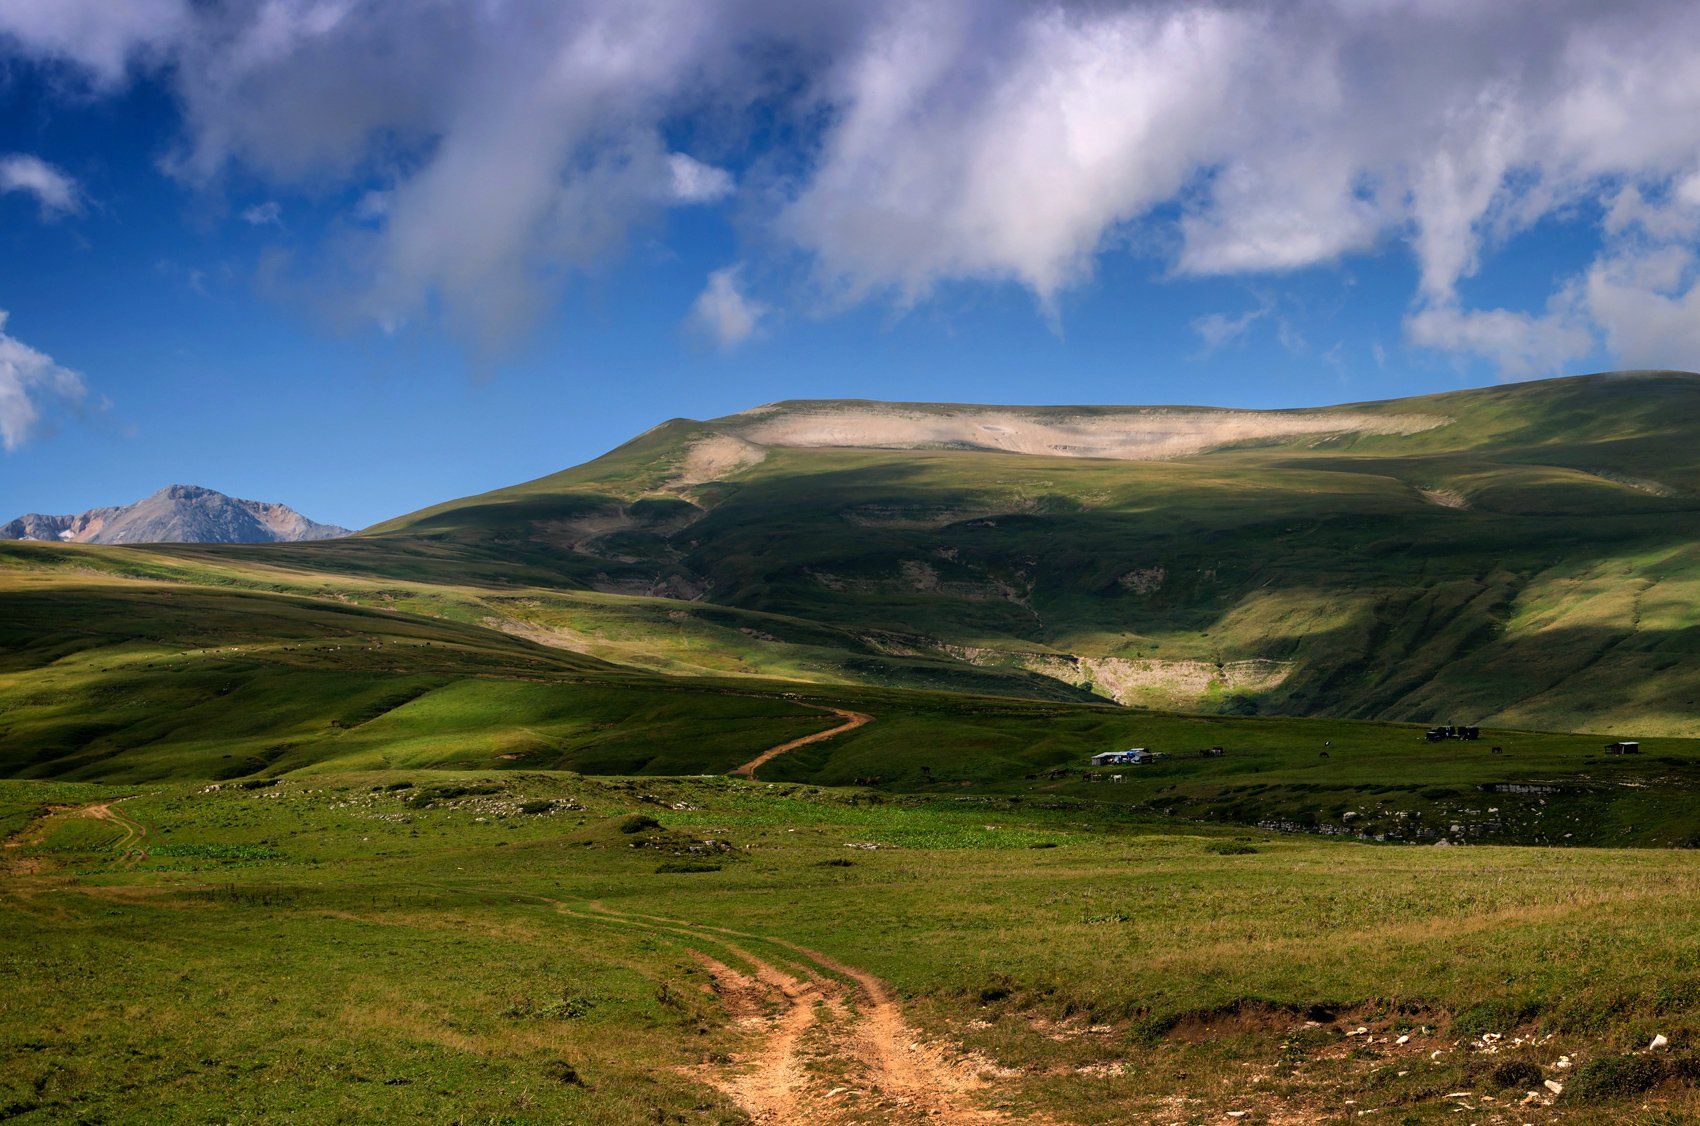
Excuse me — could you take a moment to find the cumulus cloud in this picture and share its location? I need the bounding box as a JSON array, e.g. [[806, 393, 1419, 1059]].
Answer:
[[668, 153, 734, 204], [690, 265, 766, 348], [9, 0, 1700, 374], [0, 311, 89, 451], [0, 154, 80, 216]]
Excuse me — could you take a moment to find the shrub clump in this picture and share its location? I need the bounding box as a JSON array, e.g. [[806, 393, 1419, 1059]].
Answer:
[[1566, 1053, 1687, 1101], [1453, 997, 1543, 1035], [543, 1058, 588, 1087], [618, 814, 661, 834], [1206, 841, 1258, 855], [655, 860, 721, 874], [506, 991, 597, 1020], [1486, 1059, 1544, 1090], [519, 800, 555, 815], [406, 783, 501, 808]]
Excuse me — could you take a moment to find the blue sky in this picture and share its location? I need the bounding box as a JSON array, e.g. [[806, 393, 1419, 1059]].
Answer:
[[4, 1, 1700, 531]]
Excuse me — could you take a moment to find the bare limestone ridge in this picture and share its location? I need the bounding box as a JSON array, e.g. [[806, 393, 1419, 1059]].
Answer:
[[714, 399, 1450, 460], [0, 484, 351, 545]]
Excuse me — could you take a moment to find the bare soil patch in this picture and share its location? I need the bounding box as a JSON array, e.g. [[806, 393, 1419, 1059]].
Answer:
[[722, 403, 1448, 461]]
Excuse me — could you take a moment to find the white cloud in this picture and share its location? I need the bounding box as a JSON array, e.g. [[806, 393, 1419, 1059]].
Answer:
[[1406, 300, 1595, 380], [1191, 299, 1270, 355], [0, 310, 89, 451], [668, 153, 734, 204], [0, 154, 80, 216], [242, 200, 283, 227], [0, 0, 187, 84], [690, 265, 765, 349], [9, 1, 1700, 374], [1585, 245, 1700, 369], [783, 2, 1261, 308]]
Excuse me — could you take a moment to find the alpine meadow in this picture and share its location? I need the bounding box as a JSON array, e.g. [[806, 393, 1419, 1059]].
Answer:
[[10, 3, 1700, 1124]]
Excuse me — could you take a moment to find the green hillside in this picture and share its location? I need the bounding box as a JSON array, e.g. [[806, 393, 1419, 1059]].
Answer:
[[10, 370, 1700, 835], [0, 562, 843, 782], [210, 370, 1700, 735]]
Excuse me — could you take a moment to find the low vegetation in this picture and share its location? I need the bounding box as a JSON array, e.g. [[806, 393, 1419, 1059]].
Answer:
[[6, 773, 1700, 1122]]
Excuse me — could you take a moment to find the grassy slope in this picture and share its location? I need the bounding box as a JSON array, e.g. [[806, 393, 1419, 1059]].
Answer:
[[313, 370, 1700, 735], [5, 549, 1700, 847], [0, 562, 841, 783], [3, 534, 1082, 702]]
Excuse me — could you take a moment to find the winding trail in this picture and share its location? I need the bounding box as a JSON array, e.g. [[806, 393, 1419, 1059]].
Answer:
[[556, 899, 1028, 1124], [733, 707, 872, 780], [4, 799, 148, 868], [93, 802, 150, 869]]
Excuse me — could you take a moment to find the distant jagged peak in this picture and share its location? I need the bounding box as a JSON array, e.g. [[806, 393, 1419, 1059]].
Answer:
[[1, 484, 351, 545]]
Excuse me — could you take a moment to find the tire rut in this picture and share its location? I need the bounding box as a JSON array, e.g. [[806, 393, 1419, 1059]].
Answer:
[[563, 899, 1036, 1124]]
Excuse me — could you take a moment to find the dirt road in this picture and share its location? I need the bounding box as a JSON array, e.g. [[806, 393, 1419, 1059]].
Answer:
[[91, 802, 150, 868], [732, 707, 872, 780], [3, 800, 148, 867], [563, 899, 1028, 1125]]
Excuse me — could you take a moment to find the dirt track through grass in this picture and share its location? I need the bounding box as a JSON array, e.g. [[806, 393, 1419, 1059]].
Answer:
[[560, 899, 1022, 1124], [732, 708, 873, 780], [88, 802, 149, 868], [3, 799, 147, 868]]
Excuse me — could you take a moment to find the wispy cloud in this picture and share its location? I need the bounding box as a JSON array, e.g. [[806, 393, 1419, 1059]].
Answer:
[[0, 310, 90, 451], [690, 266, 766, 349], [8, 1, 1700, 375], [1407, 300, 1595, 379], [241, 200, 283, 227], [1191, 299, 1270, 356], [0, 0, 186, 85], [0, 154, 80, 216]]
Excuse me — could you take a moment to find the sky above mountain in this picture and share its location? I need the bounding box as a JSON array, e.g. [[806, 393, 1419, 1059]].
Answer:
[[5, 0, 1700, 530]]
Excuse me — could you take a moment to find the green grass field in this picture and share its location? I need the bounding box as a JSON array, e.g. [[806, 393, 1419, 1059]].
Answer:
[[7, 773, 1700, 1123]]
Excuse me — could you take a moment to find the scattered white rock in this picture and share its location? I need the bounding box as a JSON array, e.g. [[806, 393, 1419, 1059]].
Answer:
[[1396, 1034, 1410, 1045], [1650, 1033, 1669, 1050], [1544, 1079, 1563, 1095]]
